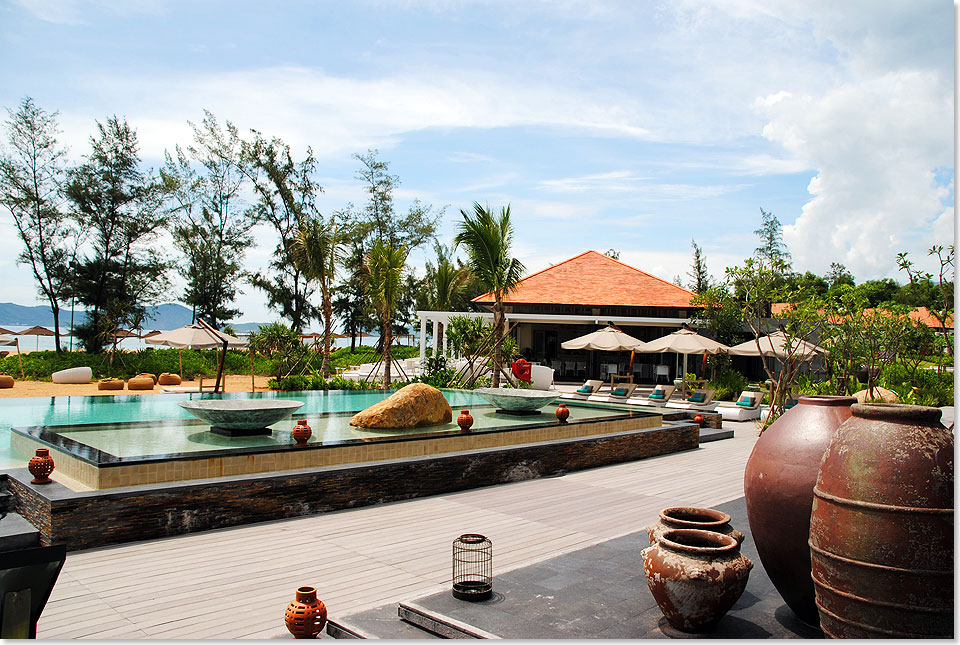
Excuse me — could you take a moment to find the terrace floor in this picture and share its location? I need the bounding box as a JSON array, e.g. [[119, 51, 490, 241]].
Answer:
[[38, 416, 759, 639]]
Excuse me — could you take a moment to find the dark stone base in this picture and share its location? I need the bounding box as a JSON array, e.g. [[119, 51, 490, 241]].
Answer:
[[9, 421, 700, 552], [209, 426, 272, 437], [493, 409, 542, 416]]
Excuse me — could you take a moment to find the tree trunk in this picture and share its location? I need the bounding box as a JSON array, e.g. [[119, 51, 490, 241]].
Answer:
[[491, 293, 503, 388], [383, 318, 392, 387], [51, 302, 62, 352], [437, 322, 444, 356], [321, 284, 332, 377]]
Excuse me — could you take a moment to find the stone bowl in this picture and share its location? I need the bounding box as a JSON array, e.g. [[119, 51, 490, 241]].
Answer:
[[178, 399, 305, 432], [473, 387, 560, 413]]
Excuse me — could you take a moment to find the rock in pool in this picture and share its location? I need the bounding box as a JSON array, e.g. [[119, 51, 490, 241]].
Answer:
[[350, 383, 453, 429]]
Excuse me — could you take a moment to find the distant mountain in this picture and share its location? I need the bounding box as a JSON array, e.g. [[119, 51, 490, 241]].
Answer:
[[0, 302, 206, 330]]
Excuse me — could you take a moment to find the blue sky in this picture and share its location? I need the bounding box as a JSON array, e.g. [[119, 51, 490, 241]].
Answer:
[[0, 0, 954, 325]]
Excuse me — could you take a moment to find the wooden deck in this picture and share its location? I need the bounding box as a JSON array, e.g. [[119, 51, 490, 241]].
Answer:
[[38, 422, 759, 639]]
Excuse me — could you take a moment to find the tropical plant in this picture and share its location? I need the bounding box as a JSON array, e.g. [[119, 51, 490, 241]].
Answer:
[[293, 213, 341, 376], [454, 202, 525, 388], [247, 322, 308, 381], [365, 241, 408, 386], [423, 243, 472, 349]]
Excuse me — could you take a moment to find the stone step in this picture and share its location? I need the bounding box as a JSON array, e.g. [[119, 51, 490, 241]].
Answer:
[[700, 427, 734, 442], [397, 602, 499, 639]]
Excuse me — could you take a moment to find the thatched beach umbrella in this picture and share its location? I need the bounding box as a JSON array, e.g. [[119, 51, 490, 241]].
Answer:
[[727, 330, 826, 359], [144, 322, 246, 389], [17, 325, 55, 351], [0, 334, 24, 378]]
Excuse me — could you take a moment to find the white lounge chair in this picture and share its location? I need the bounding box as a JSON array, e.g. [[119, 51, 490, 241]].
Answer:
[[637, 384, 675, 407], [562, 379, 603, 400], [665, 388, 718, 411], [716, 390, 764, 421], [606, 382, 638, 401]]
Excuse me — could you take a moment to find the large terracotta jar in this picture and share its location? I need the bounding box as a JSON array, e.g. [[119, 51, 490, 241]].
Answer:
[[284, 586, 327, 638], [810, 403, 953, 638], [742, 395, 855, 626], [642, 528, 753, 633]]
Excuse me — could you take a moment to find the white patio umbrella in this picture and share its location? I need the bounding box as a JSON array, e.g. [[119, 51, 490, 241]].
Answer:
[[635, 327, 729, 398], [561, 326, 646, 381], [561, 326, 646, 352], [727, 330, 826, 359], [145, 322, 246, 389]]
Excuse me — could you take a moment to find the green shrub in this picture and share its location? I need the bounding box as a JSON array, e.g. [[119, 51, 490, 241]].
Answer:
[[707, 368, 750, 401], [878, 362, 954, 407]]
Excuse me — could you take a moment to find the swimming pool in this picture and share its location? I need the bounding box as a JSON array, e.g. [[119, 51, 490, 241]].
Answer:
[[0, 389, 491, 468]]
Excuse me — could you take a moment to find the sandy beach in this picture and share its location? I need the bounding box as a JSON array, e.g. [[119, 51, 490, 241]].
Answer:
[[0, 374, 275, 398]]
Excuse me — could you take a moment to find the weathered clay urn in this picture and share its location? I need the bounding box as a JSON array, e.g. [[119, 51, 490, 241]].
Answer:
[[646, 506, 744, 545], [28, 448, 55, 484], [292, 419, 312, 445], [457, 410, 474, 432], [810, 403, 953, 638], [743, 394, 855, 625], [642, 528, 754, 632], [284, 585, 328, 638], [555, 403, 570, 422], [693, 413, 705, 427]]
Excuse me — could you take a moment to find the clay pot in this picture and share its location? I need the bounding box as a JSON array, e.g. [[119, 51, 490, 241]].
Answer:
[[743, 394, 855, 625], [284, 585, 327, 639], [0, 375, 14, 388], [28, 448, 55, 484], [157, 372, 181, 386], [642, 529, 753, 633], [646, 506, 744, 545], [292, 419, 312, 445], [693, 413, 705, 427], [810, 403, 953, 638], [555, 403, 570, 422], [98, 378, 124, 390], [457, 410, 474, 432]]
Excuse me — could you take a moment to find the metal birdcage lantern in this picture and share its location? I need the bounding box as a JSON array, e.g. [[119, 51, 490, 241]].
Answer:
[[452, 533, 492, 601]]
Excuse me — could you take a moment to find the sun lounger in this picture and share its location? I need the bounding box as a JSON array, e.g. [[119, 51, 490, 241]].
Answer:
[[717, 390, 763, 421], [560, 379, 603, 401], [666, 389, 718, 411], [606, 382, 638, 401], [637, 384, 675, 406]]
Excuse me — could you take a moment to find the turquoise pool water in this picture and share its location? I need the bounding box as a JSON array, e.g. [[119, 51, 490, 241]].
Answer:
[[0, 389, 490, 468]]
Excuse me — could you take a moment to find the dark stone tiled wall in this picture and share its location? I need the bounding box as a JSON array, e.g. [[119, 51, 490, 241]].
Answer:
[[661, 410, 722, 429], [12, 423, 699, 552]]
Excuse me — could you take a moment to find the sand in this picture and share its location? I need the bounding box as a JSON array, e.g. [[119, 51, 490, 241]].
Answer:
[[0, 374, 275, 398]]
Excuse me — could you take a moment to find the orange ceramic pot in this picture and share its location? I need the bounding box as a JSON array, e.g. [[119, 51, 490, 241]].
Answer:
[[555, 404, 570, 422], [457, 410, 474, 432], [28, 448, 55, 484], [292, 419, 312, 445], [285, 586, 327, 638]]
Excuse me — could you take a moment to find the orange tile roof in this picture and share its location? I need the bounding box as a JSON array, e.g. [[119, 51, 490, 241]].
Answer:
[[771, 303, 954, 329], [472, 250, 695, 308]]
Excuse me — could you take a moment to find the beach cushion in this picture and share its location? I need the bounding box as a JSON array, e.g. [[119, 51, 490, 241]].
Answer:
[[648, 392, 664, 400], [577, 386, 593, 394], [688, 392, 706, 403], [737, 394, 755, 407], [612, 387, 628, 396], [52, 366, 93, 384], [0, 375, 14, 388]]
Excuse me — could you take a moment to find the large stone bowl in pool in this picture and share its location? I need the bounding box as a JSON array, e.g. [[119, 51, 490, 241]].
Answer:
[[178, 399, 305, 436], [474, 387, 560, 415]]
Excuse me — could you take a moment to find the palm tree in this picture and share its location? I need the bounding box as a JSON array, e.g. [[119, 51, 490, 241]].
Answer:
[[428, 243, 472, 351], [454, 202, 525, 387], [293, 214, 340, 376], [366, 241, 408, 386]]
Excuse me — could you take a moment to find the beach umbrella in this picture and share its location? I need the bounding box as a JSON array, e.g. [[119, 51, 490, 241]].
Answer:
[[145, 322, 246, 387], [635, 327, 729, 397], [561, 326, 645, 351], [0, 327, 14, 336], [17, 325, 55, 351], [0, 334, 24, 378], [727, 330, 826, 359]]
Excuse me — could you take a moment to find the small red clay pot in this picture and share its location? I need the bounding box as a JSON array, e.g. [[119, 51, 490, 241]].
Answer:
[[642, 529, 753, 633], [555, 403, 570, 422], [693, 413, 705, 427], [284, 586, 327, 639], [28, 448, 55, 484], [457, 410, 474, 432], [646, 506, 745, 545], [292, 419, 312, 445]]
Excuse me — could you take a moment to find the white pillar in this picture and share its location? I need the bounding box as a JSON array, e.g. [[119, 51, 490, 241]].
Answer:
[[419, 317, 427, 362], [432, 319, 439, 357], [443, 315, 449, 356]]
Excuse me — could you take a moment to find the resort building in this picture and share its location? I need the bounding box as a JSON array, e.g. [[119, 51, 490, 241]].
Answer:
[[418, 250, 700, 382]]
